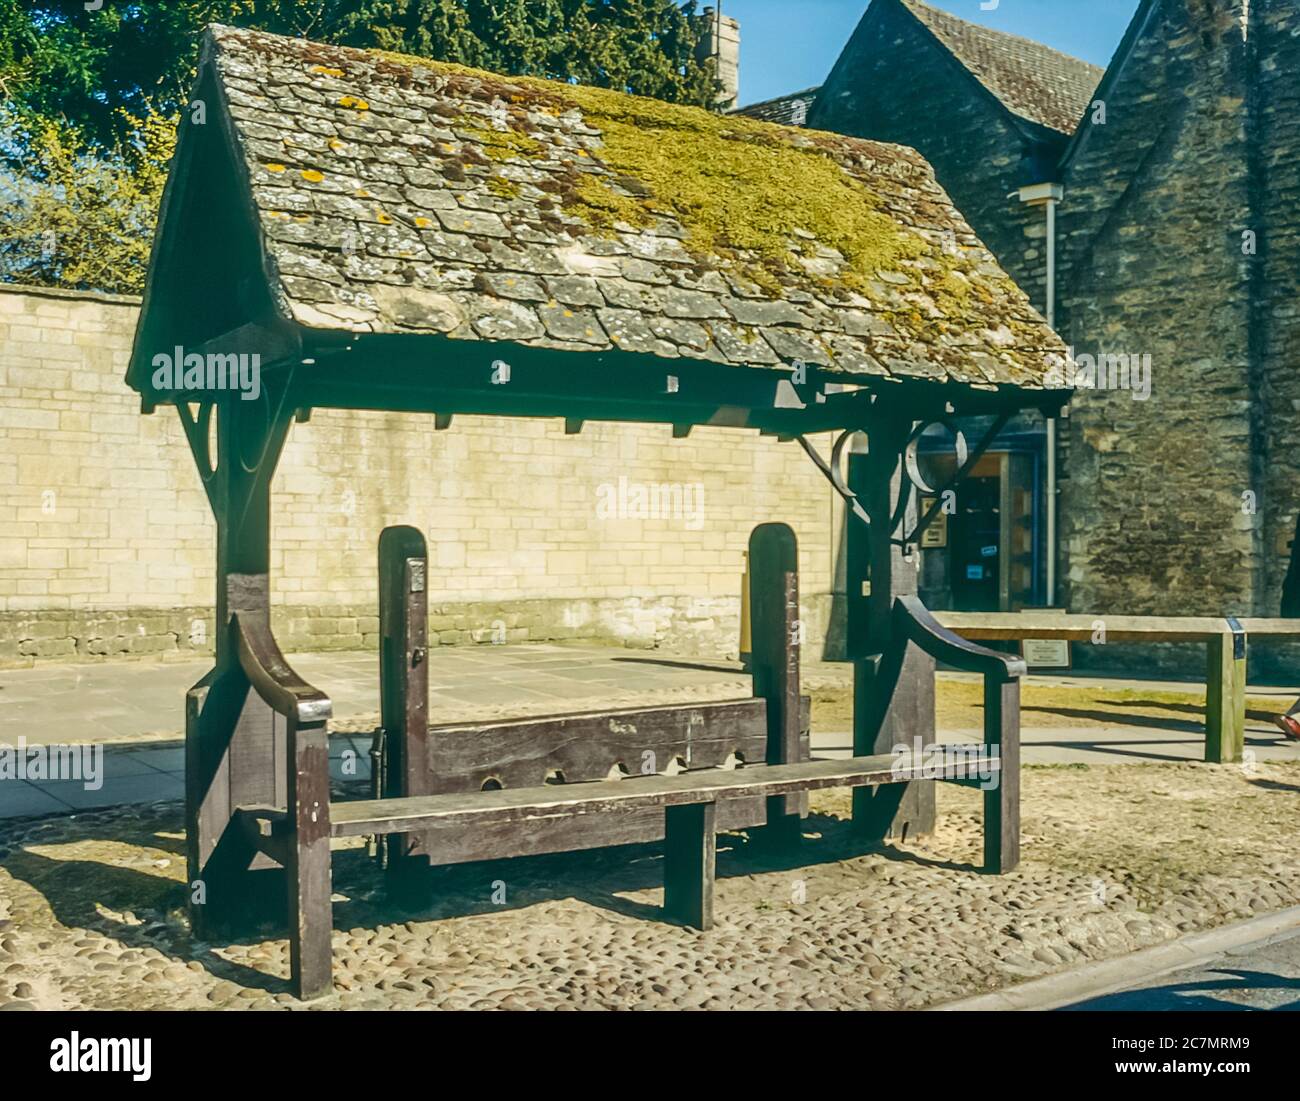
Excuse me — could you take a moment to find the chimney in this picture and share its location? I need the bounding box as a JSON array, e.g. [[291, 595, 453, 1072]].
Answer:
[[698, 6, 740, 110]]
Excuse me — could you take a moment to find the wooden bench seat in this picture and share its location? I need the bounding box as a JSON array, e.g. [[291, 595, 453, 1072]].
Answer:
[[245, 746, 1002, 935], [328, 749, 998, 837]]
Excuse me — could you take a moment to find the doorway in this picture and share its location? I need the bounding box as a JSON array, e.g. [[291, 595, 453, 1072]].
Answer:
[[950, 474, 1002, 612]]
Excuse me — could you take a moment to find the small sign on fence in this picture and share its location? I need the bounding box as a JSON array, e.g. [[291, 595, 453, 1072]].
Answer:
[[1022, 638, 1071, 669]]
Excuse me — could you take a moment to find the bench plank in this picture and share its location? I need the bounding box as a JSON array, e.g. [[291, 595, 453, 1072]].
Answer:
[[329, 748, 1000, 838]]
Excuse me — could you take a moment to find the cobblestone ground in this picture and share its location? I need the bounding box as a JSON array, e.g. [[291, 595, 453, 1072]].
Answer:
[[1, 761, 1298, 1011]]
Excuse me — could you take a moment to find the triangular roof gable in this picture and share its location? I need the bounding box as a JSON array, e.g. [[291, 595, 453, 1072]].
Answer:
[[887, 0, 1103, 138], [1058, 0, 1160, 173], [129, 24, 1068, 406], [128, 37, 300, 396], [732, 87, 822, 127]]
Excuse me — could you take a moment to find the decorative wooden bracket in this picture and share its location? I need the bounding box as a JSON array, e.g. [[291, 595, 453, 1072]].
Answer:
[[796, 430, 871, 528], [794, 410, 1012, 549], [892, 412, 1011, 549], [176, 401, 218, 510]]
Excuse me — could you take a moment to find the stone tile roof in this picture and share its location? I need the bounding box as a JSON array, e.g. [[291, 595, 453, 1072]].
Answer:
[[200, 24, 1065, 390], [732, 87, 821, 127], [900, 0, 1103, 135]]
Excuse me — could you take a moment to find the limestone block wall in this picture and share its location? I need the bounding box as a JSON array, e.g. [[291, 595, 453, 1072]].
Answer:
[[0, 284, 842, 663]]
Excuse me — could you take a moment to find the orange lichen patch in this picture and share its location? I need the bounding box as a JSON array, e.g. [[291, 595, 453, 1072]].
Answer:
[[265, 163, 287, 173], [414, 217, 434, 228], [338, 96, 369, 110], [356, 188, 371, 198], [375, 209, 393, 225], [311, 65, 345, 78], [301, 169, 325, 183], [328, 138, 345, 151]]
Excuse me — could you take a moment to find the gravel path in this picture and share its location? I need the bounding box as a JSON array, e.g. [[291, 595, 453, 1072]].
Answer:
[[2, 760, 1298, 1010]]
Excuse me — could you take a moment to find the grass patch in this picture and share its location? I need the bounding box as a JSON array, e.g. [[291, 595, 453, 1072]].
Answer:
[[811, 679, 1288, 733]]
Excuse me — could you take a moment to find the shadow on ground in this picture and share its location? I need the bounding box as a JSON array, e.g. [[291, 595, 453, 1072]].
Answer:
[[1064, 969, 1300, 1011]]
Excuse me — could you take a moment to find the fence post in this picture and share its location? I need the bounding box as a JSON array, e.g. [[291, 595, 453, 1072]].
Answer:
[[1205, 619, 1246, 763]]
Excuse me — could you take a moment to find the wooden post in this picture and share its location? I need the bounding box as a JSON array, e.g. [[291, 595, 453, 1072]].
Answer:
[[664, 801, 716, 930], [185, 392, 296, 937], [847, 421, 936, 841], [378, 526, 431, 899], [748, 523, 805, 845], [1205, 620, 1246, 763], [983, 678, 1020, 873], [286, 716, 332, 999]]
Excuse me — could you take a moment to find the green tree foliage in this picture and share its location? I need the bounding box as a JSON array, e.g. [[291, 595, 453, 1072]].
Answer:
[[0, 1, 718, 292], [3, 1, 718, 148], [0, 109, 175, 292]]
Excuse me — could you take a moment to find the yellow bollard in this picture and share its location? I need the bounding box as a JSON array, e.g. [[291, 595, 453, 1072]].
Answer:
[[739, 550, 752, 670]]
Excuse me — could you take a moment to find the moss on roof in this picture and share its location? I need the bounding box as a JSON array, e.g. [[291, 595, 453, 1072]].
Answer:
[[176, 26, 1068, 390], [373, 50, 942, 300]]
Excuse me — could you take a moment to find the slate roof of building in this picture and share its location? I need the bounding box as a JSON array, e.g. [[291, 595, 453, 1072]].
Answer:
[[900, 0, 1103, 135], [732, 87, 821, 127], [189, 24, 1065, 390]]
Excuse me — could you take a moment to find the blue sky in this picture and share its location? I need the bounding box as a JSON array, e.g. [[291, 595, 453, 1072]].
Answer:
[[726, 0, 1142, 106]]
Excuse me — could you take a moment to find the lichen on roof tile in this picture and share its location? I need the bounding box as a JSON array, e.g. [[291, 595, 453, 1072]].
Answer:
[[198, 23, 1067, 390]]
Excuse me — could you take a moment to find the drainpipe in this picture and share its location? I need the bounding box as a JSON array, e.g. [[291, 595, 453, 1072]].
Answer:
[[1017, 181, 1064, 605]]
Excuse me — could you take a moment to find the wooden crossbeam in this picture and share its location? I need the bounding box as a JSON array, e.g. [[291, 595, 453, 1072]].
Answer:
[[936, 611, 1235, 642]]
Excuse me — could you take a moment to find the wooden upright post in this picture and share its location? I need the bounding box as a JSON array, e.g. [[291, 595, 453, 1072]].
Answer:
[[1205, 620, 1246, 763], [185, 391, 297, 936], [378, 526, 431, 899], [286, 711, 332, 998], [664, 802, 717, 930], [983, 678, 1020, 873], [846, 420, 936, 842], [748, 523, 806, 844]]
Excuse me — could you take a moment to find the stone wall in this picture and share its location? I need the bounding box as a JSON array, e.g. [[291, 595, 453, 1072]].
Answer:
[[0, 283, 842, 664], [1052, 0, 1300, 677], [1254, 0, 1300, 616], [1057, 0, 1257, 627]]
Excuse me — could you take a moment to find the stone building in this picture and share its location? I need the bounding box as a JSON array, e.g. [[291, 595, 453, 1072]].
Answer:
[[738, 0, 1102, 614], [1055, 0, 1300, 649], [741, 0, 1300, 673], [803, 0, 1103, 308]]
